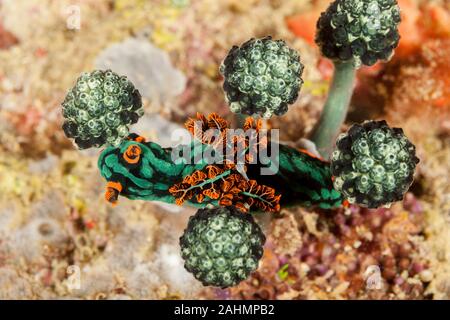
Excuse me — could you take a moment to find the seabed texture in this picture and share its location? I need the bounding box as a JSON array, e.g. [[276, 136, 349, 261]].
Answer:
[[0, 0, 449, 299]]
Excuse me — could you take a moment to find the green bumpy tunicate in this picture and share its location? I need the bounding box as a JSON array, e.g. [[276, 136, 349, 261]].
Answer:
[[316, 0, 401, 67], [180, 206, 265, 288], [220, 36, 304, 118], [62, 70, 144, 149], [330, 120, 419, 208]]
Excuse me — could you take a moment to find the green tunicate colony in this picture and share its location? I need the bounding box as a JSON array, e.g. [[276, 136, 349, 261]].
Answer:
[[180, 206, 265, 288], [220, 36, 304, 118], [62, 70, 143, 149], [316, 0, 401, 67], [330, 120, 419, 208]]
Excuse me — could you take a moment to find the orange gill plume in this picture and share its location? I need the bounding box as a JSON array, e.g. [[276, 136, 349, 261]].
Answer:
[[168, 181, 193, 206], [238, 179, 281, 213], [169, 165, 224, 205], [243, 116, 262, 132], [185, 112, 209, 142], [185, 112, 230, 147], [174, 113, 282, 212]]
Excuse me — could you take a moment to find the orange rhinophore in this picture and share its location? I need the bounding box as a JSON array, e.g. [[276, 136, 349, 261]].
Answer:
[[123, 144, 142, 164], [105, 181, 123, 205]]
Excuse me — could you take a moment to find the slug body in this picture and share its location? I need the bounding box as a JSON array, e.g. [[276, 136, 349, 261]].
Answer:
[[98, 135, 343, 210], [248, 143, 343, 209]]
